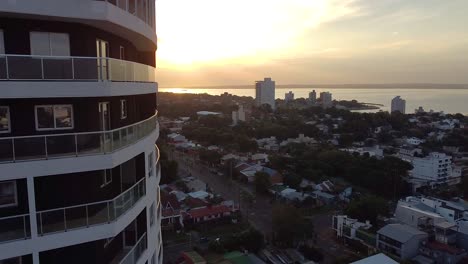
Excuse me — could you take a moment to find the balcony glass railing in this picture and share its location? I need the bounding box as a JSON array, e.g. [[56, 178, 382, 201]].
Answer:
[[0, 214, 31, 243], [36, 178, 146, 236], [97, 0, 156, 29], [119, 233, 147, 264], [0, 55, 155, 82], [0, 112, 158, 163]]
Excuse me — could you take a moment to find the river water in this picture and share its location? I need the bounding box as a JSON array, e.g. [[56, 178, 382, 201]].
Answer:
[[159, 87, 468, 115]]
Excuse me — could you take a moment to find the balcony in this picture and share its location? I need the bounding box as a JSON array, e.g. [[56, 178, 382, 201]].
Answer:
[[0, 214, 31, 244], [112, 232, 147, 264], [0, 112, 158, 163], [36, 177, 146, 236], [0, 54, 155, 83], [97, 0, 156, 29]]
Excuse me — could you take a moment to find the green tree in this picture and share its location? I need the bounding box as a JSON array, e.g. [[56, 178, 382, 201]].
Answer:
[[345, 196, 389, 225], [160, 160, 178, 184], [272, 204, 314, 247], [254, 172, 271, 194], [461, 175, 468, 198]]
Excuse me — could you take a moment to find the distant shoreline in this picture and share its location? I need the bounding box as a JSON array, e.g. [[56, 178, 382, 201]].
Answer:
[[161, 84, 468, 89]]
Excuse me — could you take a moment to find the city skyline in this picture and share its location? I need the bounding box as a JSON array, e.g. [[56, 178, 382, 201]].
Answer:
[[156, 0, 468, 87]]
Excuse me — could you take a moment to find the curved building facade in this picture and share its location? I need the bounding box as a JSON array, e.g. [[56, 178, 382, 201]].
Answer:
[[0, 1, 162, 263]]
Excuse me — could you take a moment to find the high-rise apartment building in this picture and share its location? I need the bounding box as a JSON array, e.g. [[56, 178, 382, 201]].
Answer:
[[232, 105, 246, 125], [284, 91, 294, 102], [320, 92, 333, 107], [309, 90, 317, 103], [391, 96, 406, 114], [0, 1, 161, 263], [255, 78, 275, 110]]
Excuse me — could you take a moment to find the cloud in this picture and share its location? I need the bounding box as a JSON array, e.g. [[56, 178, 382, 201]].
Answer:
[[370, 40, 413, 50]]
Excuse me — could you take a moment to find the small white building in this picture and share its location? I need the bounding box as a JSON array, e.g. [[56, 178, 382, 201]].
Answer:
[[391, 96, 406, 114], [408, 152, 461, 188], [406, 137, 425, 146]]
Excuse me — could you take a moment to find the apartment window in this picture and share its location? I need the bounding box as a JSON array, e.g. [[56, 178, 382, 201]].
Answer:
[[35, 105, 73, 130], [150, 202, 155, 226], [148, 151, 154, 177], [0, 106, 10, 133], [0, 181, 17, 208], [0, 30, 4, 54], [101, 170, 112, 188], [30, 32, 70, 56], [119, 46, 125, 60], [120, 99, 127, 119]]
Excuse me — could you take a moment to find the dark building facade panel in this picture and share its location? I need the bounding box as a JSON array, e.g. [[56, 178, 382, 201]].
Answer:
[[34, 153, 145, 211], [0, 93, 157, 137], [0, 18, 156, 67]]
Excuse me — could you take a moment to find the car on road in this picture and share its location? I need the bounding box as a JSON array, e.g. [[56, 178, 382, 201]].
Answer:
[[199, 237, 210, 243]]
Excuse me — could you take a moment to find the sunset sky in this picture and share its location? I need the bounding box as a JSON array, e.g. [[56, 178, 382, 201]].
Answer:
[[155, 0, 468, 87]]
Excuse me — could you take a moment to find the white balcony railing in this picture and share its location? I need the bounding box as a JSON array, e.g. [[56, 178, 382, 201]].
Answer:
[[0, 112, 158, 163], [36, 177, 146, 236], [119, 232, 147, 264], [0, 214, 30, 244], [0, 54, 155, 82]]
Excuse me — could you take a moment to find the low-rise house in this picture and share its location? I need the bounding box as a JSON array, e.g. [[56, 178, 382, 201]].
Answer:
[[238, 164, 283, 184], [332, 215, 374, 246], [161, 191, 184, 229], [184, 205, 235, 224], [377, 224, 428, 260], [418, 240, 467, 264], [279, 134, 317, 147], [183, 177, 207, 192], [188, 190, 212, 201], [311, 190, 336, 205], [351, 253, 398, 264], [407, 137, 425, 146], [314, 180, 334, 193], [251, 153, 269, 164], [340, 146, 384, 159], [168, 133, 188, 143]]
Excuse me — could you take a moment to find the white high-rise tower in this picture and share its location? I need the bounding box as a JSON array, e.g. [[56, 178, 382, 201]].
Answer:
[[0, 1, 162, 263], [391, 96, 406, 114], [255, 78, 276, 109]]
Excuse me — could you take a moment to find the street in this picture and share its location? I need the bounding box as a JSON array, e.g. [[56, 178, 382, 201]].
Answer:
[[164, 148, 351, 263]]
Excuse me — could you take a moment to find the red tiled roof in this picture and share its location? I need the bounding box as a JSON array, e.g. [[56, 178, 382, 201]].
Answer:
[[184, 197, 208, 208], [186, 205, 232, 219], [161, 191, 181, 210], [162, 208, 181, 218], [427, 241, 465, 255]]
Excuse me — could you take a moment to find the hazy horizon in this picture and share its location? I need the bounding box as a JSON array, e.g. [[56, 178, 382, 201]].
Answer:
[[156, 0, 468, 87]]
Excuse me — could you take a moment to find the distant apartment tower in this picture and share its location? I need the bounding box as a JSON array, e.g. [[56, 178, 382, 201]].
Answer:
[[391, 96, 406, 114], [232, 105, 246, 125], [320, 92, 333, 107], [0, 1, 162, 264], [285, 91, 294, 102], [255, 78, 276, 109], [309, 90, 317, 103]]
